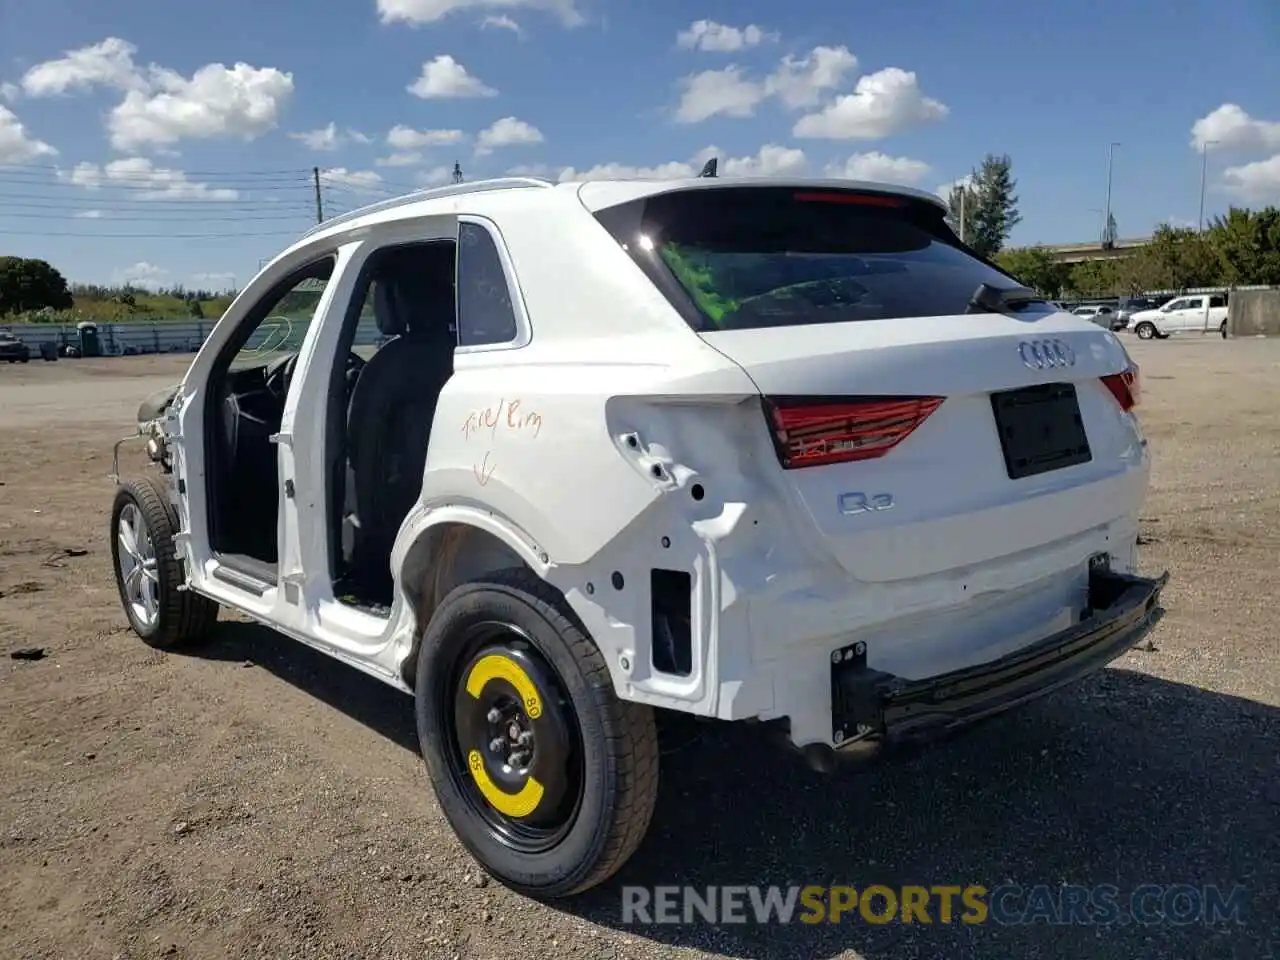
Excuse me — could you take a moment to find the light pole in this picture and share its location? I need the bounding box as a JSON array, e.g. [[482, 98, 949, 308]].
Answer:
[[1103, 141, 1120, 249], [1198, 139, 1219, 232]]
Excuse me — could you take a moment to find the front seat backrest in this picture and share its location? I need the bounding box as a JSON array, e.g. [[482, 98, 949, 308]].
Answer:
[[345, 258, 456, 599]]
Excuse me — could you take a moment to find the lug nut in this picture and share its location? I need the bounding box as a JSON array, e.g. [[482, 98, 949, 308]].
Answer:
[[489, 738, 505, 752], [509, 750, 530, 767], [486, 708, 501, 724], [517, 731, 534, 746]]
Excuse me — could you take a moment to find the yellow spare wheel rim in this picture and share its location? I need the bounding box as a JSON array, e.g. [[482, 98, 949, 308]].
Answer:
[[451, 632, 582, 852]]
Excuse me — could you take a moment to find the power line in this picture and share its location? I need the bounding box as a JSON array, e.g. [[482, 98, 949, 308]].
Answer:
[[0, 228, 304, 239], [0, 163, 314, 180]]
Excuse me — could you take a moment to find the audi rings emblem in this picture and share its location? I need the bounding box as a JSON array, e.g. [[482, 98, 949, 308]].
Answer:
[[1018, 338, 1075, 370]]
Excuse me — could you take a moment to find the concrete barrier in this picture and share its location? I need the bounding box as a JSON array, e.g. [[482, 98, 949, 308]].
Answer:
[[1228, 290, 1280, 337]]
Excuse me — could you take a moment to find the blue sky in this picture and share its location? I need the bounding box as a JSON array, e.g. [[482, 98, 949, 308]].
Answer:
[[1, 0, 1278, 291]]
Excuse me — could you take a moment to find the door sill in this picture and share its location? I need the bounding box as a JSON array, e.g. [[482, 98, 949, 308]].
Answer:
[[212, 553, 278, 596]]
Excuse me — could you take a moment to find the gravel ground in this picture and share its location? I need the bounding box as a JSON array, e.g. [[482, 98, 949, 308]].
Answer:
[[0, 339, 1277, 960]]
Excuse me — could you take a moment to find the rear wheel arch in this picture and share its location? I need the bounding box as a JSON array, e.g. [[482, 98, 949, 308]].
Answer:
[[398, 517, 546, 687]]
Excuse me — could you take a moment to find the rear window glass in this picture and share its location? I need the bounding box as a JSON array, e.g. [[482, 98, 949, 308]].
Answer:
[[592, 186, 1035, 332]]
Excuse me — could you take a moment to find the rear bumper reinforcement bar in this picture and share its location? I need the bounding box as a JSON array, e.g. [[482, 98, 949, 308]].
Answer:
[[830, 567, 1169, 748]]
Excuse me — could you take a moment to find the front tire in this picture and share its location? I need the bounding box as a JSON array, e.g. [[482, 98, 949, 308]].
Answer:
[[1135, 321, 1156, 340], [110, 477, 218, 649], [1220, 320, 1228, 339], [415, 568, 659, 899]]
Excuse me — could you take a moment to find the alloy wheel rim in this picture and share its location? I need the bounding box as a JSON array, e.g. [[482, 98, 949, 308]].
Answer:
[[117, 503, 160, 629]]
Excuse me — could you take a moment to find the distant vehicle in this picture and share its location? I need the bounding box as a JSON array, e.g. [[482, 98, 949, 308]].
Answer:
[[1071, 304, 1124, 331], [1128, 293, 1229, 340], [0, 329, 30, 363]]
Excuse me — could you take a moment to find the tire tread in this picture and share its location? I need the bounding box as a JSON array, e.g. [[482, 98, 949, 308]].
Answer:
[[114, 476, 218, 649]]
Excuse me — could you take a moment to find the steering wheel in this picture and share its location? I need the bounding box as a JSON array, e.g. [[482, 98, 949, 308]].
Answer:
[[264, 351, 367, 401], [264, 353, 297, 400]]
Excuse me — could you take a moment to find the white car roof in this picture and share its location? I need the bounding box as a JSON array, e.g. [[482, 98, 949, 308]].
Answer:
[[291, 175, 951, 250]]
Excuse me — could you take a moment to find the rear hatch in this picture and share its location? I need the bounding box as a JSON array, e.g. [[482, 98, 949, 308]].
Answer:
[[590, 182, 1145, 583]]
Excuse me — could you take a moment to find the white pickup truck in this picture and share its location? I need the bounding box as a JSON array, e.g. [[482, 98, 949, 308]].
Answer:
[[1128, 293, 1229, 340]]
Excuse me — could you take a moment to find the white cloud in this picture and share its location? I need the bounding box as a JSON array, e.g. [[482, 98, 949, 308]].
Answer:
[[675, 66, 766, 123], [0, 105, 58, 162], [18, 38, 294, 151], [347, 129, 372, 144], [57, 157, 239, 200], [475, 116, 544, 155], [415, 166, 456, 187], [827, 151, 931, 185], [935, 174, 975, 201], [1220, 154, 1280, 201], [377, 152, 424, 166], [113, 261, 167, 288], [75, 209, 105, 219], [387, 124, 466, 150], [676, 20, 778, 52], [555, 143, 807, 181], [1191, 103, 1280, 153], [407, 55, 497, 99], [480, 14, 525, 36], [377, 0, 583, 27], [20, 37, 145, 96], [290, 121, 344, 151], [0, 82, 18, 103], [793, 67, 947, 140], [319, 168, 385, 192], [109, 62, 294, 151], [764, 45, 858, 109], [672, 45, 858, 123]]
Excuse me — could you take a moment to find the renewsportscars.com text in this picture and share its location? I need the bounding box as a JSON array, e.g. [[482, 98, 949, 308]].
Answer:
[[621, 884, 1250, 927]]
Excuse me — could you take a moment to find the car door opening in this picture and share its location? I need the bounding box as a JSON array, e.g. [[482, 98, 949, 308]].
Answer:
[[327, 240, 459, 610], [205, 257, 337, 579]]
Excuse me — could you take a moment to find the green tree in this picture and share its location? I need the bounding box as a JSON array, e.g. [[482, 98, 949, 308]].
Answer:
[[993, 246, 1070, 298], [1123, 225, 1220, 290], [0, 257, 74, 316], [1204, 206, 1280, 286], [1066, 259, 1120, 297], [965, 154, 1022, 258], [188, 298, 204, 319]]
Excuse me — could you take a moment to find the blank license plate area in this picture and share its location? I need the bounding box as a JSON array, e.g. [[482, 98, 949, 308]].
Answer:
[[990, 383, 1092, 480]]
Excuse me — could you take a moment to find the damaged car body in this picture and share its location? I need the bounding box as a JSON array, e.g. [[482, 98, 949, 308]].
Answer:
[[109, 175, 1168, 898]]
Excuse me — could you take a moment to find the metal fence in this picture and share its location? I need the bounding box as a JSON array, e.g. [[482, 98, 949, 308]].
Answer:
[[3, 317, 384, 356]]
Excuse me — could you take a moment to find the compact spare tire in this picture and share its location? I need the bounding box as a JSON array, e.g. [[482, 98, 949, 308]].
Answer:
[[110, 476, 219, 649], [415, 568, 659, 899]]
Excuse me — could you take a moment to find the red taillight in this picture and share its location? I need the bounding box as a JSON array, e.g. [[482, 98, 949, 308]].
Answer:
[[792, 191, 905, 207], [1101, 365, 1141, 412], [764, 396, 944, 469]]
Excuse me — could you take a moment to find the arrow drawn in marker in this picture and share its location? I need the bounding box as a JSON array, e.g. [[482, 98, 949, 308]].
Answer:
[[473, 451, 496, 486]]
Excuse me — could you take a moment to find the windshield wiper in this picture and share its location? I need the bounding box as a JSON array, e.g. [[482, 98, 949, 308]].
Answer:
[[966, 282, 1042, 315]]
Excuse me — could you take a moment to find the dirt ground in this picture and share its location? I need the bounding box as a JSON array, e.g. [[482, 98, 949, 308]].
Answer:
[[1, 339, 1277, 960]]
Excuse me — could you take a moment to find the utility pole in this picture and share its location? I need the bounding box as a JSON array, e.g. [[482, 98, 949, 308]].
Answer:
[[312, 167, 323, 223], [1198, 139, 1219, 232], [1102, 142, 1119, 249], [452, 162, 464, 184]]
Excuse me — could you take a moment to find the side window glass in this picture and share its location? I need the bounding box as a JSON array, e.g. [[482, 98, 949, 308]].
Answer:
[[1210, 295, 1226, 308], [230, 260, 334, 369], [457, 221, 518, 347]]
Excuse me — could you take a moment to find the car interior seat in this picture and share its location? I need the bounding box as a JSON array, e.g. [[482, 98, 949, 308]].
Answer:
[[343, 249, 457, 603]]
